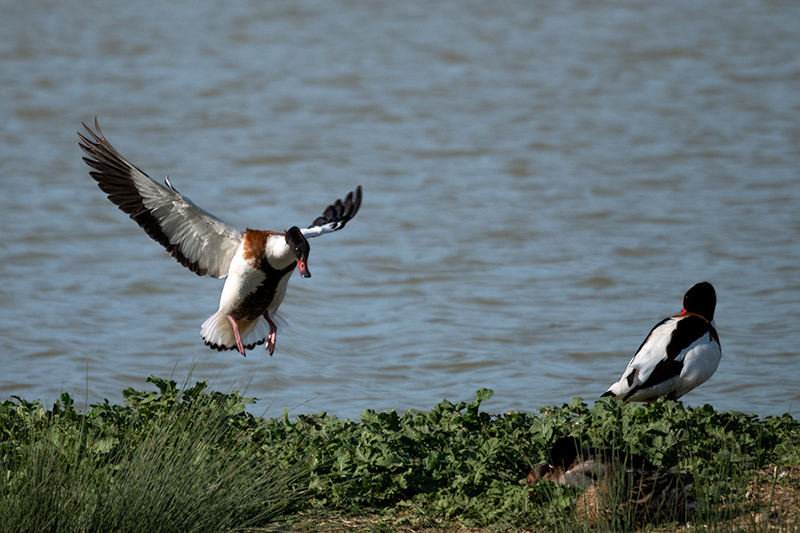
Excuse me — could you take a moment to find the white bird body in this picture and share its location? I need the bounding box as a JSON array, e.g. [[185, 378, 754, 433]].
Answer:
[[200, 233, 296, 352]]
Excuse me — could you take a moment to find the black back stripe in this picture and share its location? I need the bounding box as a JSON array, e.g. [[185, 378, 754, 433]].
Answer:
[[666, 315, 711, 360]]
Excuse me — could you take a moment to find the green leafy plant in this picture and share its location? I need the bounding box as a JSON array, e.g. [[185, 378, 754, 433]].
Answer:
[[2, 379, 799, 532]]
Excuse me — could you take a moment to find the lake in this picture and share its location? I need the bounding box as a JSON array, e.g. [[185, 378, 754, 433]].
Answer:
[[1, 0, 799, 420]]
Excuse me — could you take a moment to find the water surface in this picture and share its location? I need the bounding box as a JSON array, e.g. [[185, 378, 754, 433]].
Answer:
[[1, 0, 799, 419]]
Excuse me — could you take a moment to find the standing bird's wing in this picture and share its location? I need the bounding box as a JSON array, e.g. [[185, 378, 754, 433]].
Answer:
[[604, 314, 715, 400], [300, 186, 362, 238], [78, 118, 243, 279], [625, 317, 684, 387]]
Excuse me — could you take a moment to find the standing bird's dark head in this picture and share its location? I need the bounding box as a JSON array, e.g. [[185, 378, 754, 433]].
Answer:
[[681, 281, 716, 321], [285, 226, 311, 278]]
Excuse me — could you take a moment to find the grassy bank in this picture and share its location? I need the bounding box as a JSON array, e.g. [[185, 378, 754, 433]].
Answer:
[[2, 377, 799, 532]]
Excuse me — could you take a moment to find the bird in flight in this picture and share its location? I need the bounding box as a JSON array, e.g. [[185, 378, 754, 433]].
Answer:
[[79, 118, 362, 356]]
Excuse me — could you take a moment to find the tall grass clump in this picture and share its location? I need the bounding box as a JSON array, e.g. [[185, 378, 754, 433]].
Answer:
[[0, 377, 309, 533]]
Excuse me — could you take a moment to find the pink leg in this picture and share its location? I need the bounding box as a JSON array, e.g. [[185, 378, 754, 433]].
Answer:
[[265, 314, 277, 356], [226, 314, 246, 357]]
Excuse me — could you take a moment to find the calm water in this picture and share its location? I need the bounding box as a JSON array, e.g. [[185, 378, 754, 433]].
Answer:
[[1, 0, 799, 420]]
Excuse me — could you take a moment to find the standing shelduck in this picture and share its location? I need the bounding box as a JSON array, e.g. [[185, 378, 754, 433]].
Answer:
[[602, 282, 721, 401], [79, 118, 362, 356]]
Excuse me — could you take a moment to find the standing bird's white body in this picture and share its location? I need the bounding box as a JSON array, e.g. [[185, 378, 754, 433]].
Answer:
[[79, 118, 362, 356], [602, 282, 721, 402]]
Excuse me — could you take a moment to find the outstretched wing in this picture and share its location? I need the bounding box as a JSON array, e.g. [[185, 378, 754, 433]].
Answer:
[[300, 185, 362, 238], [78, 118, 243, 279]]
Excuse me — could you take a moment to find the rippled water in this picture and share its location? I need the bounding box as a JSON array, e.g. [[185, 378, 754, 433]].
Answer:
[[1, 0, 799, 419]]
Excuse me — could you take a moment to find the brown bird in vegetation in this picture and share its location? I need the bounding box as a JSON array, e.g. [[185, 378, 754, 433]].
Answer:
[[527, 437, 694, 528]]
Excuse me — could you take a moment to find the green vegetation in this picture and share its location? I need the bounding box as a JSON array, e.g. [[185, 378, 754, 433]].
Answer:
[[2, 377, 799, 532], [0, 378, 308, 533]]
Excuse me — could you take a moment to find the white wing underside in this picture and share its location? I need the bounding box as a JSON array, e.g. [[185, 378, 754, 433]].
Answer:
[[145, 176, 243, 279]]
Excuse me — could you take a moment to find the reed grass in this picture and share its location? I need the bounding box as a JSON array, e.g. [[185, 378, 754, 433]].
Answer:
[[0, 380, 308, 533]]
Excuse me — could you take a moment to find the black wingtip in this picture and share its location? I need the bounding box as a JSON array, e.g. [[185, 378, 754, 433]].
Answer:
[[352, 185, 363, 216], [78, 116, 102, 142], [342, 185, 363, 221], [309, 185, 363, 229]]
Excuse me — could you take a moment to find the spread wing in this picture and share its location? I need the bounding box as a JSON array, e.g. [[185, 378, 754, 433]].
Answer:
[[300, 185, 362, 238], [78, 118, 243, 279]]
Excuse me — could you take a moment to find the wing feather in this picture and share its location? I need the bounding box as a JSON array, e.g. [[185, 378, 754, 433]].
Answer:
[[78, 118, 242, 278], [616, 315, 712, 399], [300, 185, 362, 238], [626, 317, 681, 385]]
